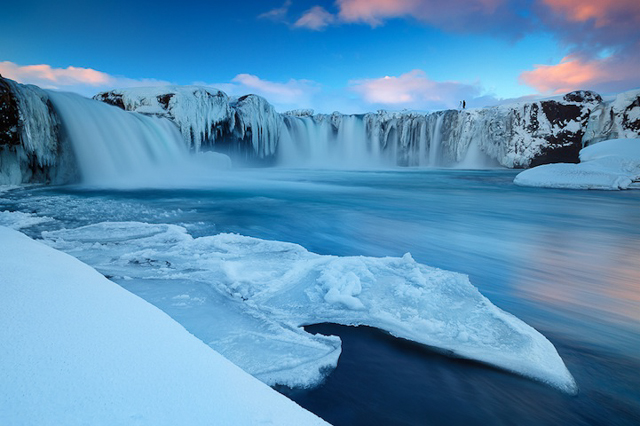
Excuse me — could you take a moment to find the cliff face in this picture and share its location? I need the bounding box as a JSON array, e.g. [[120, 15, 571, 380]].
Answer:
[[0, 76, 69, 184], [1, 74, 639, 184], [96, 85, 640, 169], [93, 88, 281, 163]]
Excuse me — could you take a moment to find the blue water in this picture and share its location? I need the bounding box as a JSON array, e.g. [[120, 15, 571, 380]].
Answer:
[[2, 169, 640, 425]]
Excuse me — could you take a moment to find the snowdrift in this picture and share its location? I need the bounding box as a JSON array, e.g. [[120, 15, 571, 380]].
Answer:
[[514, 139, 640, 190], [0, 226, 328, 425]]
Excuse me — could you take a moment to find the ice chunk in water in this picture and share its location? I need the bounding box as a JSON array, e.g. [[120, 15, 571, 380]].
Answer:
[[43, 222, 577, 393]]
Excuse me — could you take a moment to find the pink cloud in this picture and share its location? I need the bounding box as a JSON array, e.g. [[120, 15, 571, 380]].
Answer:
[[0, 62, 112, 87], [294, 6, 336, 30], [349, 70, 481, 110], [519, 52, 640, 94], [0, 61, 171, 96], [335, 0, 521, 33], [541, 0, 640, 27]]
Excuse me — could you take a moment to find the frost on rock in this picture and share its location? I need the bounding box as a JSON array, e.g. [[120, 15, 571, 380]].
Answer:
[[94, 86, 234, 152], [0, 77, 66, 184], [231, 94, 283, 159], [514, 138, 640, 190], [584, 89, 640, 145], [43, 222, 578, 394]]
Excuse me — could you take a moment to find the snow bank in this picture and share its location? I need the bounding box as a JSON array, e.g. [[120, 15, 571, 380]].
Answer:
[[0, 226, 328, 426], [42, 222, 578, 394], [514, 139, 640, 190]]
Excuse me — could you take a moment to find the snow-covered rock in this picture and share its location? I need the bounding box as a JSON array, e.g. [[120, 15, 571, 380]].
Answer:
[[42, 221, 578, 394], [0, 77, 72, 184], [584, 89, 640, 144], [0, 226, 328, 425], [3, 75, 640, 181], [93, 85, 634, 169], [231, 94, 283, 159], [514, 138, 640, 190], [94, 86, 234, 152]]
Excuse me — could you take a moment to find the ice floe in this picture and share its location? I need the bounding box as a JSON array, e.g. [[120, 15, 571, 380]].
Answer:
[[42, 221, 578, 393]]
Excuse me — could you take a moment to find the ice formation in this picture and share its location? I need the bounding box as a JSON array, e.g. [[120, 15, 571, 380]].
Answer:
[[232, 94, 283, 159], [42, 221, 578, 394], [0, 226, 328, 425], [2, 74, 639, 183], [0, 78, 63, 184], [95, 86, 233, 152], [93, 85, 640, 170], [514, 138, 640, 190]]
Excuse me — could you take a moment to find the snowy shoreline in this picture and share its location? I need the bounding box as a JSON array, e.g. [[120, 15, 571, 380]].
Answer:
[[0, 225, 329, 425], [515, 139, 640, 190]]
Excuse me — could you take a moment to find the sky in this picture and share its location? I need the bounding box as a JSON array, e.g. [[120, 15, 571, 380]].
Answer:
[[1, 0, 639, 113]]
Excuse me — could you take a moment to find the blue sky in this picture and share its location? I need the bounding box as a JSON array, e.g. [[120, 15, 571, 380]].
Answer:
[[1, 0, 639, 113]]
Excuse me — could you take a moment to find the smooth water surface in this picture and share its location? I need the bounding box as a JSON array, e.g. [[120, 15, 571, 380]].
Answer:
[[2, 169, 639, 425]]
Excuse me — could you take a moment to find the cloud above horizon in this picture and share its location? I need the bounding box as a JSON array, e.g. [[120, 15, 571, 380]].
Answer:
[[520, 51, 640, 94], [1, 60, 504, 113], [349, 70, 484, 110], [0, 61, 171, 97], [204, 74, 323, 111], [262, 0, 640, 94], [264, 0, 528, 35]]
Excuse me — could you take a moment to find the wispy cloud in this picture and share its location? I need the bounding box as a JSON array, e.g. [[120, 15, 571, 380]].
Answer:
[[263, 0, 528, 35], [349, 69, 484, 110], [258, 0, 292, 24], [0, 61, 171, 97], [201, 73, 323, 111], [294, 6, 336, 30]]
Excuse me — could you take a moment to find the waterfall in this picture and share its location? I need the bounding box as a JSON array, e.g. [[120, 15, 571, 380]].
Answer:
[[48, 91, 188, 185], [428, 114, 444, 166], [280, 115, 386, 168]]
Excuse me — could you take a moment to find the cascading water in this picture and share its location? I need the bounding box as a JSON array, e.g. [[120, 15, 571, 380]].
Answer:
[[48, 91, 188, 185], [45, 90, 495, 179], [276, 111, 490, 169], [428, 114, 444, 167]]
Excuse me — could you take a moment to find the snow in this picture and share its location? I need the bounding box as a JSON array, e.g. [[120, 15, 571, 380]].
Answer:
[[94, 86, 233, 152], [232, 95, 283, 158], [0, 226, 328, 426], [514, 139, 640, 190], [42, 221, 578, 394]]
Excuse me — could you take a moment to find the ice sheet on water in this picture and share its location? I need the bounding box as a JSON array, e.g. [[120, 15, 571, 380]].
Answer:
[[0, 210, 54, 230], [42, 222, 578, 393]]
